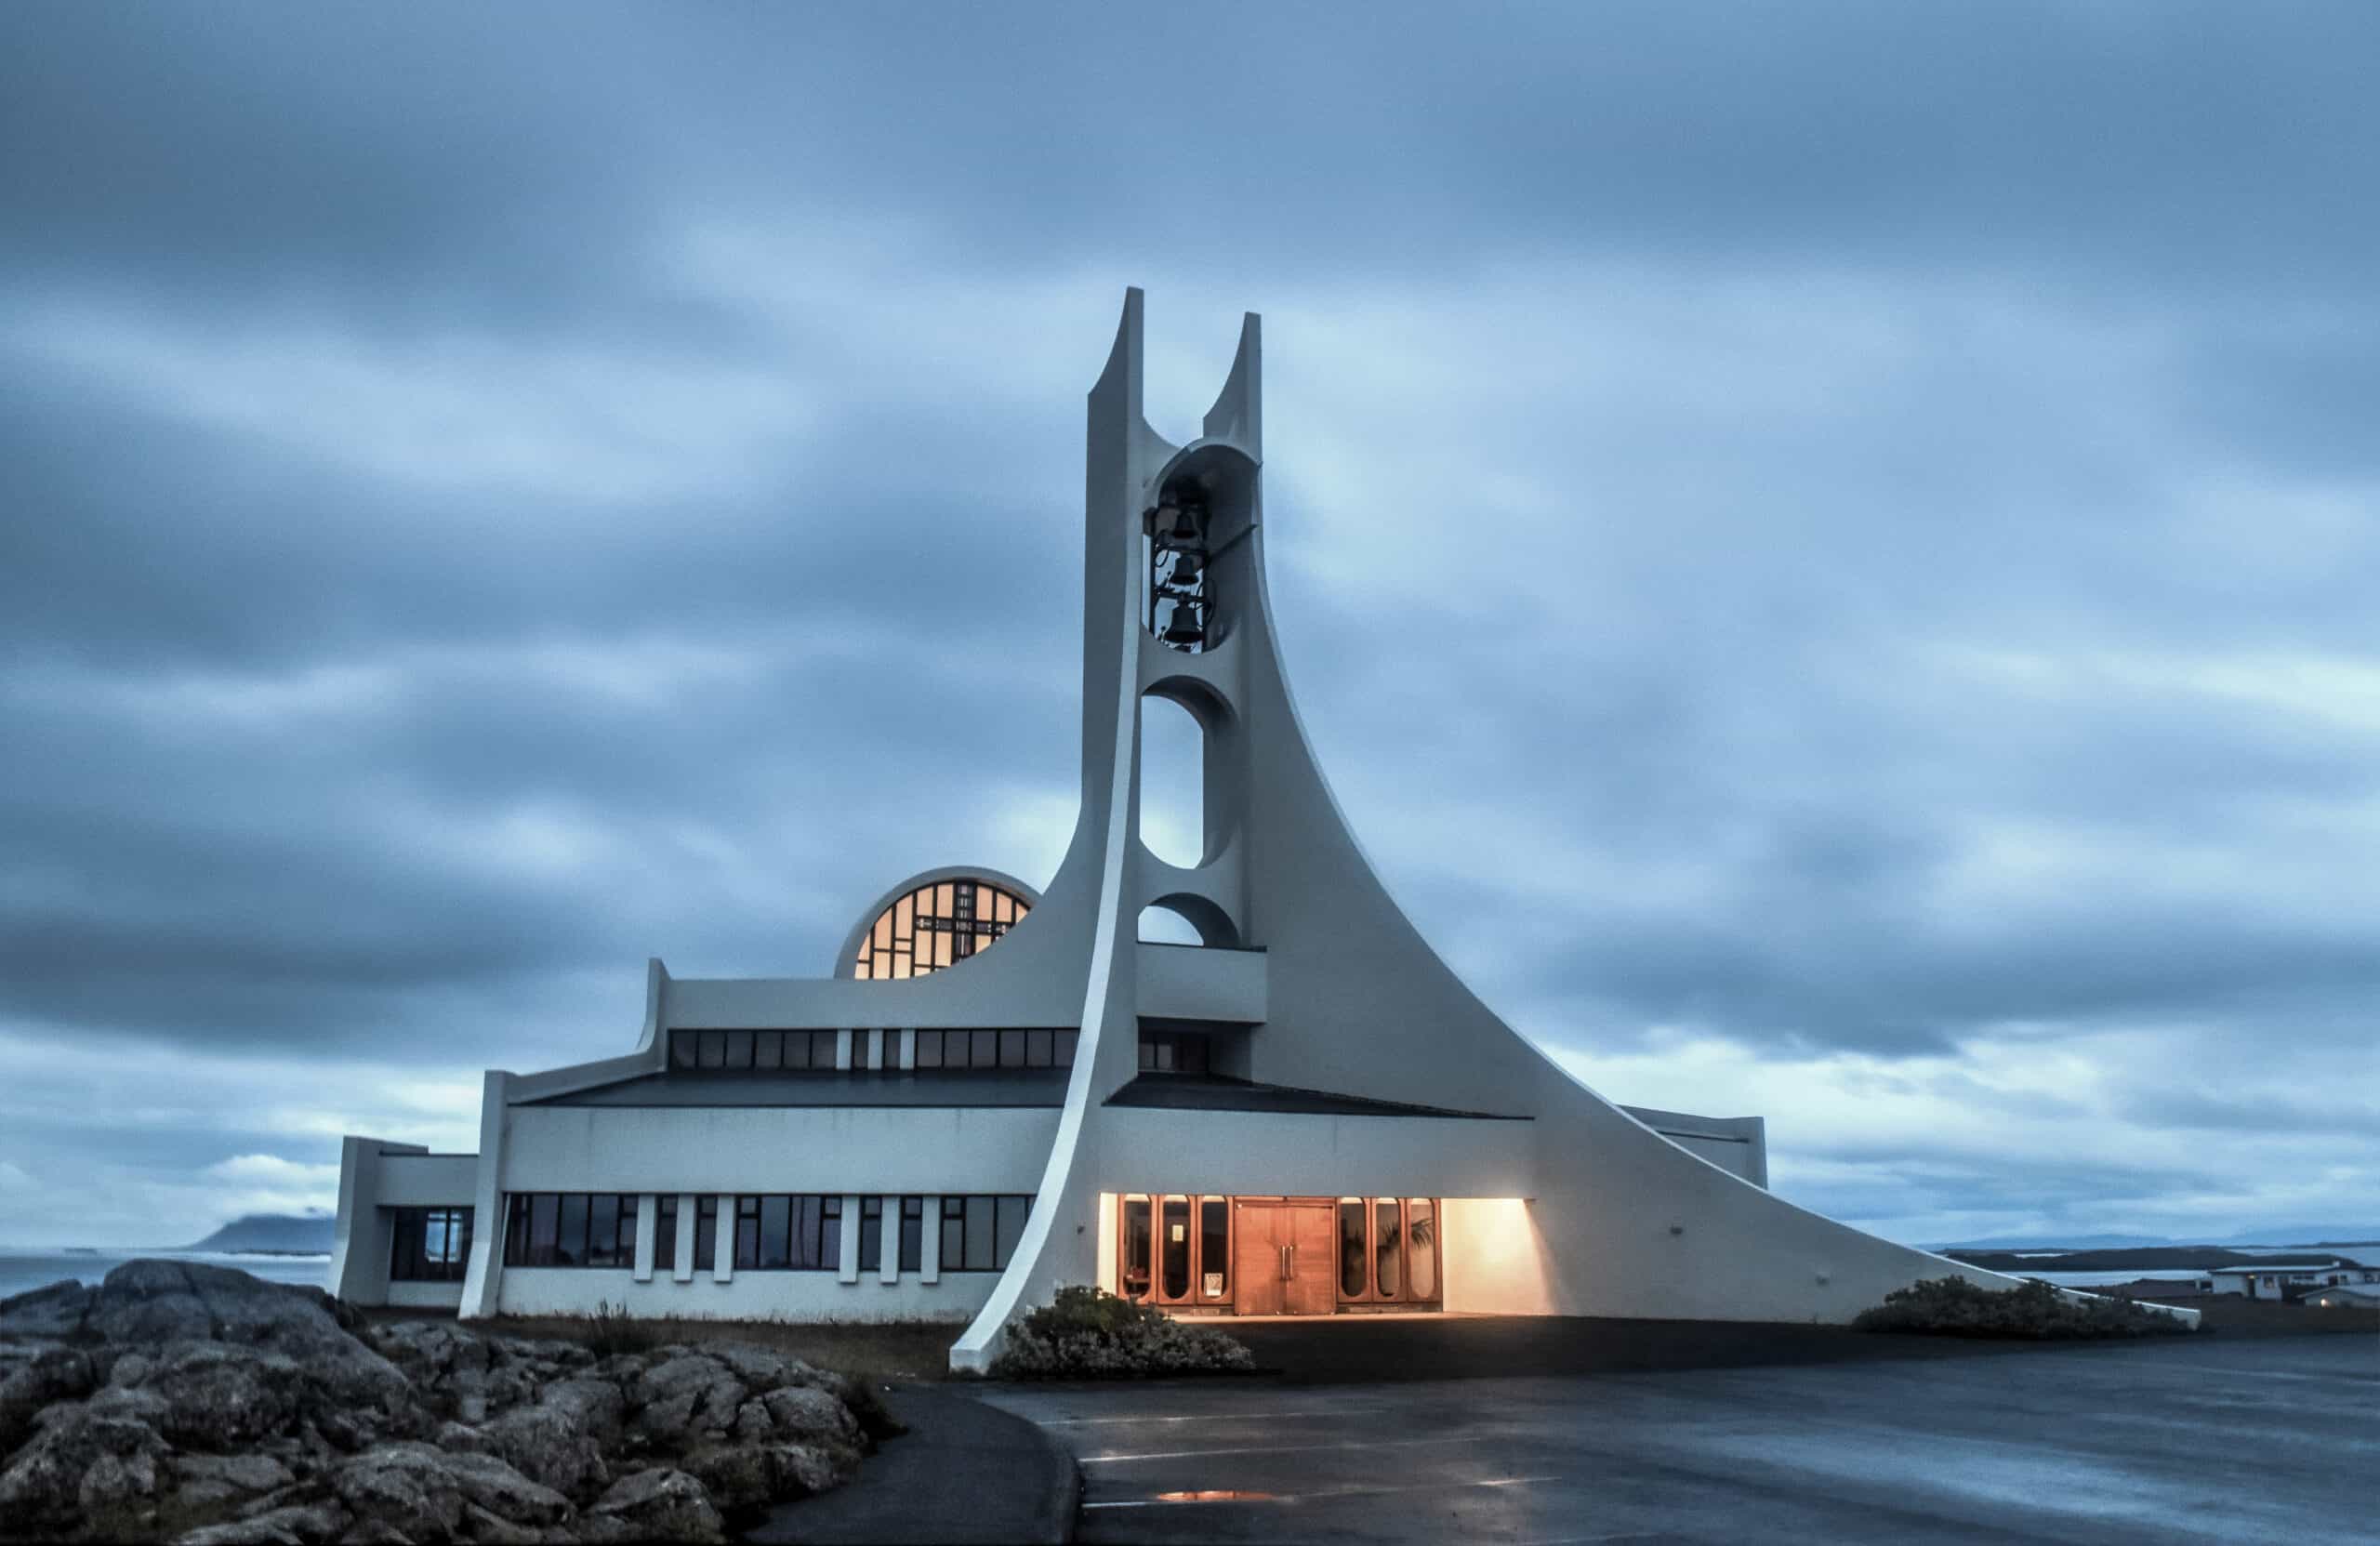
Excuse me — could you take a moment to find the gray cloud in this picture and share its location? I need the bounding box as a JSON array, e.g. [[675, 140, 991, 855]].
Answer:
[[2, 3, 2373, 1246]]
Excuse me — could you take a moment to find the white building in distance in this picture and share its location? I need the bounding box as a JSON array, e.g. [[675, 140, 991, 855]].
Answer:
[[333, 290, 2066, 1370]]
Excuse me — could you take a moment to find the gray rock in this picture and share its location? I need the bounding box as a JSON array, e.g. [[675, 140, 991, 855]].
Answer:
[[176, 1500, 351, 1544], [0, 1278, 95, 1340], [174, 1450, 299, 1495], [536, 1377, 624, 1442], [331, 1444, 466, 1541], [627, 1389, 699, 1447], [433, 1418, 496, 1455], [479, 1402, 608, 1500], [700, 1342, 820, 1393], [758, 1383, 859, 1447], [761, 1441, 855, 1498], [81, 1442, 165, 1511], [337, 1519, 416, 1545], [0, 1400, 172, 1532], [588, 1467, 723, 1544], [367, 1321, 493, 1398], [333, 1441, 573, 1535], [140, 1341, 308, 1448], [0, 1342, 93, 1456]]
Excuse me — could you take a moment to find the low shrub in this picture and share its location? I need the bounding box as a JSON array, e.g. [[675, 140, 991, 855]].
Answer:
[[991, 1286, 1256, 1379], [583, 1297, 663, 1356], [1854, 1275, 2192, 1340]]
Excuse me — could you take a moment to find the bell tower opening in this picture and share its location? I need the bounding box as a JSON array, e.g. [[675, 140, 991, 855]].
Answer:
[[1145, 478, 1210, 653]]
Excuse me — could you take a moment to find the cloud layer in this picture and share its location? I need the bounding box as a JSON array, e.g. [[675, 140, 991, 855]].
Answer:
[[2, 3, 2373, 1247]]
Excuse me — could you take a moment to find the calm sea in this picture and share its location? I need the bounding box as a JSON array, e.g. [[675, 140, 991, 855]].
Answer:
[[0, 1249, 331, 1303]]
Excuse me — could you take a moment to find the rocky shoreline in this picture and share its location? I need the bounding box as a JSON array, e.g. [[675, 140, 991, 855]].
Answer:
[[0, 1261, 892, 1543]]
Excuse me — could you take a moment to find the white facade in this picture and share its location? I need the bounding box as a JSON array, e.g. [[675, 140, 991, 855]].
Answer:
[[334, 290, 2194, 1363]]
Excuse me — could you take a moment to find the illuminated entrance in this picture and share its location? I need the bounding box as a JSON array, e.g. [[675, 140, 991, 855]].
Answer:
[[1117, 1194, 1442, 1315]]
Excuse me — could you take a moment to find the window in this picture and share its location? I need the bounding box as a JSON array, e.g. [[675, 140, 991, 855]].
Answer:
[[1199, 1197, 1229, 1300], [911, 1029, 1078, 1070], [1138, 1029, 1210, 1075], [1333, 1197, 1443, 1304], [731, 1196, 842, 1271], [1160, 1196, 1191, 1299], [860, 1197, 884, 1273], [671, 1029, 841, 1072], [899, 1197, 924, 1273], [1121, 1196, 1151, 1298], [502, 1195, 637, 1268], [941, 1195, 1033, 1272], [654, 1196, 679, 1273], [853, 877, 1032, 980], [390, 1207, 472, 1282], [694, 1196, 718, 1271], [1338, 1198, 1367, 1297]]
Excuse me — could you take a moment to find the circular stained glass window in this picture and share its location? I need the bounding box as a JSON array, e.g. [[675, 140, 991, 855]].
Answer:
[[851, 876, 1032, 980]]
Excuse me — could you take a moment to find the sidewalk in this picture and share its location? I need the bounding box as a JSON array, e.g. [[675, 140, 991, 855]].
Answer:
[[747, 1384, 1078, 1545]]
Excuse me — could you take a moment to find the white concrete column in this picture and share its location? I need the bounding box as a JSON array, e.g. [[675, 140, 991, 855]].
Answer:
[[897, 1029, 916, 1070], [834, 1030, 853, 1070], [920, 1195, 941, 1285], [838, 1195, 863, 1284], [712, 1195, 735, 1283], [877, 1196, 898, 1285], [672, 1194, 696, 1284], [632, 1194, 656, 1283]]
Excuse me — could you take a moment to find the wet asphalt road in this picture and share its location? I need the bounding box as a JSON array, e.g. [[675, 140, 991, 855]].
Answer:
[[978, 1333, 2378, 1544]]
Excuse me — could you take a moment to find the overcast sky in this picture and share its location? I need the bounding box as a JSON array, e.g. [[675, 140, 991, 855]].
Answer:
[[3, 4, 2374, 1250]]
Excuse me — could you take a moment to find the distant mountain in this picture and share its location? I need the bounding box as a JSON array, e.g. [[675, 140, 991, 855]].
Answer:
[[1935, 1226, 2380, 1253], [181, 1212, 336, 1255], [2209, 1226, 2380, 1248], [1935, 1234, 2174, 1252]]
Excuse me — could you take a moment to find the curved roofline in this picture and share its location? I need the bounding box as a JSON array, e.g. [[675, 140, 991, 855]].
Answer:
[[833, 864, 1045, 979]]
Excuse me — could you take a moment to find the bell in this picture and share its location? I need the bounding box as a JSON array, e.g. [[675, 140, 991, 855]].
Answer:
[[1166, 550, 1203, 588], [1167, 502, 1203, 545], [1160, 599, 1204, 646]]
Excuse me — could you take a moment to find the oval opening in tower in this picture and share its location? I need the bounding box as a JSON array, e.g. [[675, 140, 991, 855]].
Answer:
[[1138, 693, 1203, 867], [1137, 904, 1204, 945]]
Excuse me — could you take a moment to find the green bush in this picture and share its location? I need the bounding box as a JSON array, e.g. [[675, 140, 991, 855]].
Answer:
[[1853, 1275, 2192, 1340], [991, 1287, 1256, 1379]]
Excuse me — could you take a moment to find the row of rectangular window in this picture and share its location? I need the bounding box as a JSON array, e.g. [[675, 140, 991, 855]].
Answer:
[[501, 1193, 1031, 1275], [668, 1028, 1079, 1073], [672, 1029, 843, 1071]]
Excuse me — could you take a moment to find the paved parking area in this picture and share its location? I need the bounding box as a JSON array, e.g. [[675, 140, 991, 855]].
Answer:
[[979, 1333, 2379, 1544]]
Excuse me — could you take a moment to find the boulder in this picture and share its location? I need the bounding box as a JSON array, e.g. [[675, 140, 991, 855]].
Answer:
[[82, 1262, 413, 1418], [478, 1402, 608, 1500], [0, 1282, 82, 1327], [168, 1450, 298, 1508], [756, 1383, 859, 1448], [0, 1280, 95, 1340], [699, 1342, 818, 1393], [0, 1400, 172, 1532], [587, 1467, 722, 1544], [761, 1442, 854, 1498], [0, 1342, 94, 1456], [630, 1354, 746, 1442], [536, 1377, 624, 1442], [332, 1440, 573, 1539], [174, 1500, 350, 1545], [433, 1419, 496, 1455], [139, 1341, 307, 1448]]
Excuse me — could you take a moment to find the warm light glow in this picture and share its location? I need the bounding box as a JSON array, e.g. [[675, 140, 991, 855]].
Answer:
[[851, 875, 1031, 979], [1439, 1197, 1554, 1315]]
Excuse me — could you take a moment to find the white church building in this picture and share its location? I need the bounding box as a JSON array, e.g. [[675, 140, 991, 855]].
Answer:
[[332, 290, 2067, 1369]]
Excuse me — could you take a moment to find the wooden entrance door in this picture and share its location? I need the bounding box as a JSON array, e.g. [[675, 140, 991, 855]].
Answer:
[[1232, 1202, 1335, 1316]]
